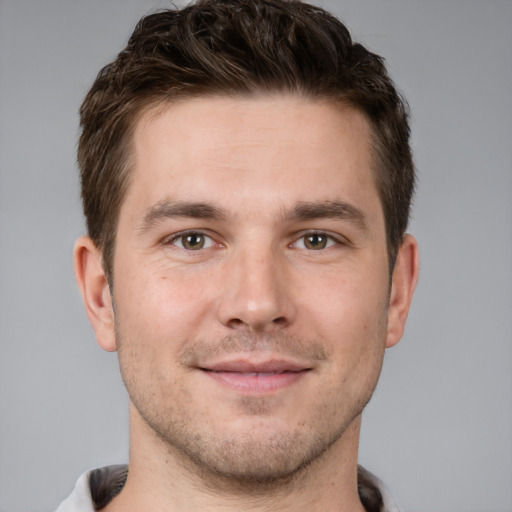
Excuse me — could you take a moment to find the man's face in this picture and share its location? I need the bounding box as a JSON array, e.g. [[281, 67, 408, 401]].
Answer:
[[107, 95, 403, 481]]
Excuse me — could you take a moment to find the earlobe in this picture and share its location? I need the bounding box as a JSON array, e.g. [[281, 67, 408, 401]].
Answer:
[[73, 236, 117, 352], [385, 234, 419, 348]]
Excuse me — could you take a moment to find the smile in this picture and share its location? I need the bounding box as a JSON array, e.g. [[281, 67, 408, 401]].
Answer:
[[199, 360, 312, 393]]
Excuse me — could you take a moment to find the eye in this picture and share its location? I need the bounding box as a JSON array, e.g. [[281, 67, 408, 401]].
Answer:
[[170, 232, 215, 250], [294, 233, 338, 250]]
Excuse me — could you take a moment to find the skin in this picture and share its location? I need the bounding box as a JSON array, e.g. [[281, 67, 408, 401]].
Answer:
[[74, 95, 419, 511]]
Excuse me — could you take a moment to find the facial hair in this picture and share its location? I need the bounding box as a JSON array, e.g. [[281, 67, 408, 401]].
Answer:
[[116, 328, 384, 492]]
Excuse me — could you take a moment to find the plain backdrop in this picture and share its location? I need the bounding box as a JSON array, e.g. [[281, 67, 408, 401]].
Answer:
[[0, 1, 511, 511]]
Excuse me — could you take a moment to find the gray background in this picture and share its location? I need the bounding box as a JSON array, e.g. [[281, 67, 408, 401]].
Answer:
[[1, 1, 511, 511]]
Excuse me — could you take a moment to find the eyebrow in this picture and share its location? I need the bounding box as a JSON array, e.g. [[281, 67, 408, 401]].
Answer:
[[137, 198, 368, 234], [285, 200, 368, 229], [137, 200, 228, 233]]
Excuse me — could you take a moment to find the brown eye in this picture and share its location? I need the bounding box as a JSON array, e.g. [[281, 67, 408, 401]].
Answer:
[[171, 232, 214, 250], [304, 234, 328, 250], [182, 233, 205, 250]]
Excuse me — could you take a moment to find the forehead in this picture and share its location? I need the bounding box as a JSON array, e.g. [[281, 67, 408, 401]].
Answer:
[[123, 94, 381, 222]]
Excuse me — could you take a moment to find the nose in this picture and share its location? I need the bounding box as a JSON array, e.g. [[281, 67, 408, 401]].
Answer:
[[215, 246, 296, 333]]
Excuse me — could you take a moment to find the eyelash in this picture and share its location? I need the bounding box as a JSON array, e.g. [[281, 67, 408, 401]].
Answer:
[[290, 232, 343, 251], [164, 231, 218, 251], [164, 230, 345, 252]]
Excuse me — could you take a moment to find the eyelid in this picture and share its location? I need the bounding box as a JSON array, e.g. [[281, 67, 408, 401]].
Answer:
[[159, 228, 349, 251], [290, 230, 349, 250], [162, 229, 220, 249]]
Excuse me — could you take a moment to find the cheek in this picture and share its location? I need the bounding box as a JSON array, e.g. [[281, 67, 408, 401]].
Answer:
[[305, 263, 388, 325], [112, 272, 199, 398], [300, 265, 389, 365], [114, 267, 213, 344]]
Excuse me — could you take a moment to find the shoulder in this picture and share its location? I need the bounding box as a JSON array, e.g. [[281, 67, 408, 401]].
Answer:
[[55, 465, 128, 512], [55, 471, 94, 512], [358, 465, 403, 512]]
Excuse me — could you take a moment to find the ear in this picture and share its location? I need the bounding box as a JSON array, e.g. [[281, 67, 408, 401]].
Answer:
[[385, 234, 419, 348], [73, 236, 117, 352]]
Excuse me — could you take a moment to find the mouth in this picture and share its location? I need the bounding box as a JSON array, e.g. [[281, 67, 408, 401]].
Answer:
[[198, 359, 312, 393]]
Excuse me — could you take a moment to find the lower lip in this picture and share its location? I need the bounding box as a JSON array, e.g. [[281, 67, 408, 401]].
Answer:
[[202, 370, 308, 393]]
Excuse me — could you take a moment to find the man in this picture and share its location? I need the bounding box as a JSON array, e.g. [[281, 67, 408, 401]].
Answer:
[[58, 0, 419, 510]]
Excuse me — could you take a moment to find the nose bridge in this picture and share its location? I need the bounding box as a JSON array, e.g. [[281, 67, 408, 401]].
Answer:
[[217, 241, 293, 331]]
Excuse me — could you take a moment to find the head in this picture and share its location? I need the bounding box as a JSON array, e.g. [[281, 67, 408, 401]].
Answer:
[[78, 0, 414, 285], [74, 0, 419, 490]]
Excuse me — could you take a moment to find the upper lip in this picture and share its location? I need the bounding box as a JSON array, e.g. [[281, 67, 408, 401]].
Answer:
[[199, 359, 311, 374]]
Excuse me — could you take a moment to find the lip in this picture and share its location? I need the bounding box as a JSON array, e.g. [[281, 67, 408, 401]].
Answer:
[[198, 359, 312, 394]]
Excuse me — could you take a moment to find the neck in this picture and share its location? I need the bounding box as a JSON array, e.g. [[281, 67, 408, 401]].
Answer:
[[103, 405, 366, 512]]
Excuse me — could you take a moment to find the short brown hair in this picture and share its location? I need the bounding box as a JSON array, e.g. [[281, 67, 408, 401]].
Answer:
[[78, 0, 414, 283]]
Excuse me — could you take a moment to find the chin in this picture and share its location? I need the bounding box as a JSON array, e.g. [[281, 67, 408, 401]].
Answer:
[[153, 413, 351, 490]]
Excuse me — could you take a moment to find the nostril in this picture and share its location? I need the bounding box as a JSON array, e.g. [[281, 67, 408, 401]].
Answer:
[[228, 318, 245, 328], [226, 316, 288, 331]]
